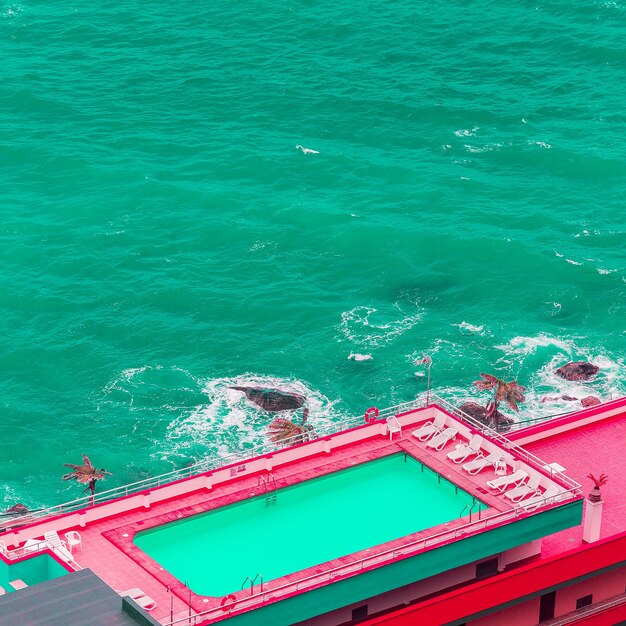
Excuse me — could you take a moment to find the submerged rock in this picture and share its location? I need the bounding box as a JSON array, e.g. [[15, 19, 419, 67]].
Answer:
[[581, 396, 601, 408], [556, 361, 600, 381], [230, 386, 306, 412]]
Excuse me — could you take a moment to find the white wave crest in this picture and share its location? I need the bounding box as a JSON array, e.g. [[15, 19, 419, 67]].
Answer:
[[496, 334, 575, 357], [296, 145, 319, 155], [454, 127, 479, 137], [348, 353, 373, 361], [339, 305, 423, 348], [161, 373, 343, 463], [101, 365, 204, 409], [453, 321, 485, 334]]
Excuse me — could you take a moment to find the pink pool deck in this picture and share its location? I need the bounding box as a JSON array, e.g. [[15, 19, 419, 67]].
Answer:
[[508, 396, 626, 557], [0, 405, 579, 625]]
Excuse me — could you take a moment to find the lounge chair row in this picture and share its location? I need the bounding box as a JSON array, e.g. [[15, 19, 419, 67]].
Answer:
[[411, 416, 560, 511], [487, 470, 560, 509], [412, 416, 502, 474]]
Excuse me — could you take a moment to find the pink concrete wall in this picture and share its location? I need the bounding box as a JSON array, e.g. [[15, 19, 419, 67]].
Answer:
[[554, 565, 626, 616], [469, 597, 540, 626], [510, 397, 626, 447], [467, 564, 626, 626]]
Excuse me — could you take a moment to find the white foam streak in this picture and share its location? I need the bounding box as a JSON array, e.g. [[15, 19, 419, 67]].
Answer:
[[339, 305, 423, 348], [453, 321, 485, 334], [296, 145, 319, 155]]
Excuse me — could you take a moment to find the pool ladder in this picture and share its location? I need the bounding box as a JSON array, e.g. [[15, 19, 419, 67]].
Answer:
[[460, 499, 480, 523], [241, 573, 263, 596], [257, 472, 277, 505]]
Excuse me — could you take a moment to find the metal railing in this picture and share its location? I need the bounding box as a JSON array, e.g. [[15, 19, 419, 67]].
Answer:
[[0, 538, 81, 571], [547, 593, 626, 625], [429, 395, 582, 493], [0, 393, 585, 534], [0, 397, 427, 533]]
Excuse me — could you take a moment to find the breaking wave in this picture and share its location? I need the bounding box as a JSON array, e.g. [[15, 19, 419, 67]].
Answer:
[[339, 304, 424, 348], [161, 373, 343, 464]]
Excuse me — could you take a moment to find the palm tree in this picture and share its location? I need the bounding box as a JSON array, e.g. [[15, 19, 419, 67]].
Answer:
[[473, 374, 526, 431], [62, 454, 112, 505], [268, 408, 313, 445]]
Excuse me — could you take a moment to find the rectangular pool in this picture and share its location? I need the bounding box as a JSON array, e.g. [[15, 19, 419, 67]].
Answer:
[[135, 453, 485, 596]]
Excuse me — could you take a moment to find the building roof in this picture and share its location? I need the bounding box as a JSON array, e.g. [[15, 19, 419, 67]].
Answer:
[[0, 568, 159, 626], [511, 397, 626, 555], [0, 403, 580, 625]]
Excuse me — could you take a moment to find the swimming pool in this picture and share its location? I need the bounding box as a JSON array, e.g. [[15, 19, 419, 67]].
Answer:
[[0, 553, 68, 594], [135, 453, 485, 596]]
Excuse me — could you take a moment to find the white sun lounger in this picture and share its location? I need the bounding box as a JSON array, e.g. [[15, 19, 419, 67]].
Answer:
[[43, 531, 74, 563], [426, 427, 458, 451], [486, 469, 528, 492], [462, 451, 502, 475], [521, 485, 560, 512], [411, 414, 446, 442], [447, 435, 484, 464], [504, 472, 542, 503], [119, 588, 157, 611]]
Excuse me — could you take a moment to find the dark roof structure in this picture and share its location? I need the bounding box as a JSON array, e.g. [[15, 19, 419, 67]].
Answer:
[[0, 568, 160, 626]]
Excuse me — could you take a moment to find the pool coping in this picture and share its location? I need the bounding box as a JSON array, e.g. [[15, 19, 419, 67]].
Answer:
[[103, 441, 509, 615]]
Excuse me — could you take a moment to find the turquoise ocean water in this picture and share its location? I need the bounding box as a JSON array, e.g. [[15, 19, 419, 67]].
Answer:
[[1, 0, 624, 509]]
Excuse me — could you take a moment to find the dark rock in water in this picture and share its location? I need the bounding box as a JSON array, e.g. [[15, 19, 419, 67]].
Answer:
[[458, 402, 514, 431], [541, 396, 560, 403], [581, 396, 602, 408], [230, 386, 306, 412], [556, 361, 600, 381], [542, 394, 579, 403], [6, 503, 28, 515]]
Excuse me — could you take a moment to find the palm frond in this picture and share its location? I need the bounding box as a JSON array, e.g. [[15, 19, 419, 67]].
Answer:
[[472, 373, 500, 391]]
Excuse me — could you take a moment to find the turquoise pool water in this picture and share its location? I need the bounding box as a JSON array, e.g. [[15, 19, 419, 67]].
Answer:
[[0, 553, 68, 594], [135, 454, 485, 596]]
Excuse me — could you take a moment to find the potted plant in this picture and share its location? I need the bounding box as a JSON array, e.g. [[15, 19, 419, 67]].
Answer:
[[586, 473, 608, 503]]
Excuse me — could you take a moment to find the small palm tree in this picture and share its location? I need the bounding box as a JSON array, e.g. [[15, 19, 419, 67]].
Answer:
[[63, 454, 112, 505], [268, 408, 313, 445], [473, 374, 526, 431], [587, 473, 608, 488]]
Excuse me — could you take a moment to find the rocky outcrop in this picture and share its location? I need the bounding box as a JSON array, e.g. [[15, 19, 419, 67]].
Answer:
[[581, 396, 601, 408], [556, 361, 599, 381], [458, 402, 514, 430], [4, 503, 28, 516], [230, 386, 306, 412]]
